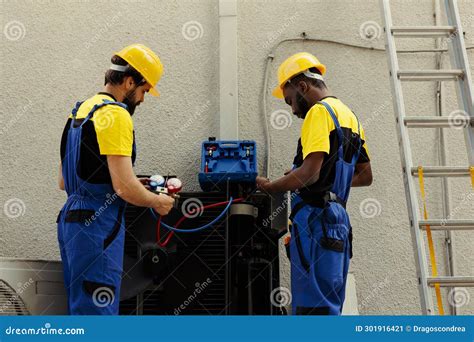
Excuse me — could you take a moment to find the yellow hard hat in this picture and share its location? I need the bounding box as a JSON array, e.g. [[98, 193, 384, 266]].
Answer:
[[272, 52, 326, 99], [115, 44, 163, 97]]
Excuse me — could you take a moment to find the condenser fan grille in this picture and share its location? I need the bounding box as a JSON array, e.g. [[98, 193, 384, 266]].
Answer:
[[0, 280, 30, 316]]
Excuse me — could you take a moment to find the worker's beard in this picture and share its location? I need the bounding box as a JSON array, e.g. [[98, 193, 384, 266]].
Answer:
[[295, 92, 311, 119], [123, 89, 139, 115]]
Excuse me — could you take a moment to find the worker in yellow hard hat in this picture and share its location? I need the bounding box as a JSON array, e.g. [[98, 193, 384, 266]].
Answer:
[[257, 52, 373, 315], [56, 44, 174, 315]]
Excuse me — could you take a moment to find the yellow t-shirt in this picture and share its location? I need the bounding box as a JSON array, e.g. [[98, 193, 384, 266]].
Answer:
[[300, 97, 370, 160], [69, 93, 133, 156], [292, 96, 370, 203]]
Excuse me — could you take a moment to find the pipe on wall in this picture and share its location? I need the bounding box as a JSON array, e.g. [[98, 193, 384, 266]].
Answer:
[[219, 0, 239, 140]]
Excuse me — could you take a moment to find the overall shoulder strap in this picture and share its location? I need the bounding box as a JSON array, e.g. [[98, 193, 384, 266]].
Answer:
[[71, 101, 83, 118], [70, 101, 84, 128], [79, 99, 128, 128], [318, 100, 343, 160]]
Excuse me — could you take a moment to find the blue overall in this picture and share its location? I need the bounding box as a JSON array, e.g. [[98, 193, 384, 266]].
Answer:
[[289, 101, 361, 315], [57, 100, 132, 315]]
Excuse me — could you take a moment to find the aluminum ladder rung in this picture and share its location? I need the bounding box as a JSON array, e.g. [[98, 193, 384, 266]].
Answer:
[[391, 26, 457, 38], [427, 277, 474, 287], [404, 116, 472, 128], [398, 70, 464, 81], [419, 219, 474, 231], [410, 166, 471, 177]]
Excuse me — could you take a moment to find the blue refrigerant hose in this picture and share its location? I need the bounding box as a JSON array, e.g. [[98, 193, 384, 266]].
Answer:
[[149, 197, 234, 233]]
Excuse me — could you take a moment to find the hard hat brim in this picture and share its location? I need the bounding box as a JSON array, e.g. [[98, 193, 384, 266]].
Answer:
[[272, 85, 284, 99], [149, 87, 160, 97]]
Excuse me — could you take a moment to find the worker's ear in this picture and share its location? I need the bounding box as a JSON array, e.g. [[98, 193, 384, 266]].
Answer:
[[297, 80, 309, 95], [124, 76, 134, 91]]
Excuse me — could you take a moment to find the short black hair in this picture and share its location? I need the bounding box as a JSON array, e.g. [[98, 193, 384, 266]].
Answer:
[[285, 67, 326, 90], [104, 55, 145, 86]]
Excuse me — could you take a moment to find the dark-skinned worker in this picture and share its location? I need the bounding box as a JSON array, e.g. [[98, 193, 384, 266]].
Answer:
[[256, 52, 373, 315], [57, 44, 175, 315]]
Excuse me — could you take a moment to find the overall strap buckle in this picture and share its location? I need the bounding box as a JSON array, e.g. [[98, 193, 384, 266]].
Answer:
[[323, 191, 346, 209]]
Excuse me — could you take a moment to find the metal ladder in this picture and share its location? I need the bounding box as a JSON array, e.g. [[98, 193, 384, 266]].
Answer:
[[380, 0, 474, 315]]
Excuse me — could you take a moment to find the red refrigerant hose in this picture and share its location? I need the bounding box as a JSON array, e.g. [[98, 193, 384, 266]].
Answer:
[[156, 198, 244, 247]]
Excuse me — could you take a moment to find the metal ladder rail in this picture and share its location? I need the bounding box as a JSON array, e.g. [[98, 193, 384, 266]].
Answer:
[[380, 0, 474, 315]]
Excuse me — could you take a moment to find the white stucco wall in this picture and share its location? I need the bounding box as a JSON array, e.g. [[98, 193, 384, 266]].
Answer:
[[1, 0, 473, 315]]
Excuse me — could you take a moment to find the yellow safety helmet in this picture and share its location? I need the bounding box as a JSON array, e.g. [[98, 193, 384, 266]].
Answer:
[[272, 52, 326, 99], [114, 44, 164, 97]]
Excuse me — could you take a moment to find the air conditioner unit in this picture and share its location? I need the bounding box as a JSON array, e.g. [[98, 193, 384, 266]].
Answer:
[[0, 258, 67, 315]]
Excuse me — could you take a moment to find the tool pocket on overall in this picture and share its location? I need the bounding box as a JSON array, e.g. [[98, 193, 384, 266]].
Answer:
[[63, 209, 102, 251], [314, 221, 348, 290], [320, 222, 346, 253]]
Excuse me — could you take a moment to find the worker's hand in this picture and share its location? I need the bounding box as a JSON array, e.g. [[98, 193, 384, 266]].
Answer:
[[138, 177, 151, 190], [256, 176, 271, 191], [153, 193, 175, 216]]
